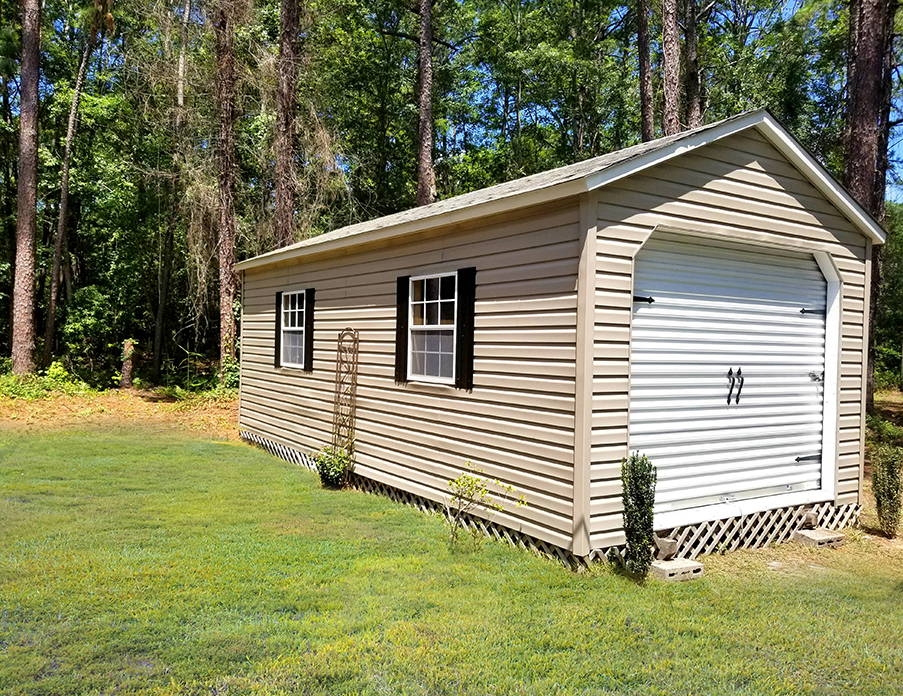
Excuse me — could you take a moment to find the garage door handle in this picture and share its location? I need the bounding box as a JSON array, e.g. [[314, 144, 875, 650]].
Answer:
[[727, 368, 735, 404], [734, 368, 744, 404]]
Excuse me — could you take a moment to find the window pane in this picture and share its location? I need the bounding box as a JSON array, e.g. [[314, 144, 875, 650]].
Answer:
[[425, 302, 438, 325], [440, 353, 454, 378], [426, 352, 440, 377], [426, 277, 439, 300], [282, 329, 304, 365], [440, 301, 454, 325], [440, 275, 455, 299], [412, 303, 424, 325], [411, 350, 425, 374], [412, 279, 424, 302], [440, 331, 454, 354]]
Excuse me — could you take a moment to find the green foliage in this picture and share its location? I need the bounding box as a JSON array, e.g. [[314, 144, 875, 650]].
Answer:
[[314, 445, 354, 489], [621, 452, 657, 579], [445, 464, 525, 546], [0, 361, 93, 399], [871, 444, 902, 537], [867, 413, 903, 447]]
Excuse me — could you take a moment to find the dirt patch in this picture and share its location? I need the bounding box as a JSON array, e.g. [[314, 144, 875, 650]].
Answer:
[[0, 390, 239, 441]]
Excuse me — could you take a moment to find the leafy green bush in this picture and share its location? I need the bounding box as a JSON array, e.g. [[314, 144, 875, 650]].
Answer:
[[866, 414, 903, 447], [0, 361, 94, 399], [314, 446, 354, 489], [874, 344, 902, 391], [872, 445, 902, 538], [621, 452, 657, 579]]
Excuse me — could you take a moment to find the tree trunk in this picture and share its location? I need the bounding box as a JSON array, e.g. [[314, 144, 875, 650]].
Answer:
[[152, 0, 192, 381], [120, 338, 136, 388], [843, 0, 896, 413], [662, 0, 681, 136], [684, 0, 702, 129], [213, 1, 239, 371], [11, 0, 41, 375], [415, 0, 436, 206], [42, 35, 97, 365], [274, 0, 300, 247], [637, 0, 654, 141]]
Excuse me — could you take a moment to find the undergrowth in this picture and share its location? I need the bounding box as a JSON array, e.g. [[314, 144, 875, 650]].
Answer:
[[0, 361, 95, 400]]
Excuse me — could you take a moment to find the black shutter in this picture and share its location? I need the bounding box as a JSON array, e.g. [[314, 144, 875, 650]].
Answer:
[[395, 276, 410, 383], [274, 291, 283, 368], [455, 267, 476, 390], [303, 288, 315, 372]]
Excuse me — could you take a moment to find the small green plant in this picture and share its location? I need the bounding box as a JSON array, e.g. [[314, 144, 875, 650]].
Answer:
[[445, 464, 525, 547], [314, 446, 354, 489], [0, 361, 93, 400], [867, 414, 903, 447], [872, 444, 902, 538], [621, 451, 657, 579]]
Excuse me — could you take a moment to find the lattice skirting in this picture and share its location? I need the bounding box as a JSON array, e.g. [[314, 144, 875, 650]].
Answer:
[[663, 501, 862, 560], [240, 431, 588, 569]]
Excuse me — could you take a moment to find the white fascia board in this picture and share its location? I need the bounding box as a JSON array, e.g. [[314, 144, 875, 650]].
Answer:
[[584, 110, 767, 192], [755, 113, 886, 245], [235, 178, 587, 271]]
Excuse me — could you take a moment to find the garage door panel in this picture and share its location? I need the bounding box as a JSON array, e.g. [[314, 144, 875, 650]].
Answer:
[[628, 234, 827, 517]]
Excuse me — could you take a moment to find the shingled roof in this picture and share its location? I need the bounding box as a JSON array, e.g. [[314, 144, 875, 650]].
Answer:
[[237, 110, 885, 271]]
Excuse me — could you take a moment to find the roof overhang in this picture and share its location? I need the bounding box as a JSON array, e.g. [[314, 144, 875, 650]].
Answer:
[[237, 111, 885, 272]]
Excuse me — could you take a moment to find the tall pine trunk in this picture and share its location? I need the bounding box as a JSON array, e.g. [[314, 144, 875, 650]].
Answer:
[[213, 1, 239, 372], [662, 0, 681, 135], [637, 0, 654, 141], [274, 0, 300, 246], [11, 0, 41, 375], [415, 0, 435, 206], [843, 0, 896, 413], [152, 0, 192, 381], [684, 0, 702, 129], [42, 35, 97, 365]]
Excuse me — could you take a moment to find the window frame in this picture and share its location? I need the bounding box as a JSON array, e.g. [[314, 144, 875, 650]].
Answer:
[[407, 271, 458, 385], [279, 289, 307, 369]]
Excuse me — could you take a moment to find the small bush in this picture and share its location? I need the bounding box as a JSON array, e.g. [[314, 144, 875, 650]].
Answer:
[[0, 361, 93, 400], [872, 444, 902, 538], [621, 451, 657, 579], [867, 414, 903, 447], [314, 446, 354, 489], [445, 464, 525, 547]]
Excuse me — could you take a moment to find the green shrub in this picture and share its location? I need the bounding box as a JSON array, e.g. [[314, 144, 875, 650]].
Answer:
[[866, 414, 903, 447], [0, 361, 93, 400], [872, 444, 902, 538], [314, 446, 354, 489], [621, 452, 657, 579]]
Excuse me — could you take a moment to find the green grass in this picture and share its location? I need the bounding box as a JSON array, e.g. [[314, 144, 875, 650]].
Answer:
[[1, 427, 901, 695]]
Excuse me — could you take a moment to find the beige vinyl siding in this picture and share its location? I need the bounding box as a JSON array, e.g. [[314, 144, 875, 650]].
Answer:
[[240, 202, 581, 549], [589, 130, 869, 549]]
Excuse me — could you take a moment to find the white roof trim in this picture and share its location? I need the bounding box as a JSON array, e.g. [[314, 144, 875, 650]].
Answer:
[[237, 110, 884, 271]]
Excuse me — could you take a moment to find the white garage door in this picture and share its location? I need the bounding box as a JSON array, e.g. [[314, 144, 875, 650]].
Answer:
[[628, 234, 828, 519]]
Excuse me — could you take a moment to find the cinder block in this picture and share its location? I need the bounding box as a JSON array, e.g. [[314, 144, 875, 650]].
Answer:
[[792, 528, 844, 549], [650, 558, 704, 582]]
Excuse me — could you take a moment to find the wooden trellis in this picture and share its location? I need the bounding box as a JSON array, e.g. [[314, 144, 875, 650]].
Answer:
[[332, 328, 359, 453]]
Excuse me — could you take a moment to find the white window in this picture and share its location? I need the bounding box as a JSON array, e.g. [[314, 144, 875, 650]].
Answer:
[[281, 290, 306, 368], [409, 272, 456, 383]]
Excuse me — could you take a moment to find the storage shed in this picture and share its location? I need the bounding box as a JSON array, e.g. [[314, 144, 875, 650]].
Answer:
[[237, 110, 885, 561]]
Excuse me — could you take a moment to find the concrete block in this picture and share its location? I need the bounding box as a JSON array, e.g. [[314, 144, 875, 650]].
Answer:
[[650, 558, 704, 582], [792, 528, 844, 549], [653, 535, 679, 560]]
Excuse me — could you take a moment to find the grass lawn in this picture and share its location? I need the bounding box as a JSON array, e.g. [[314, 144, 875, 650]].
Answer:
[[1, 419, 902, 695]]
